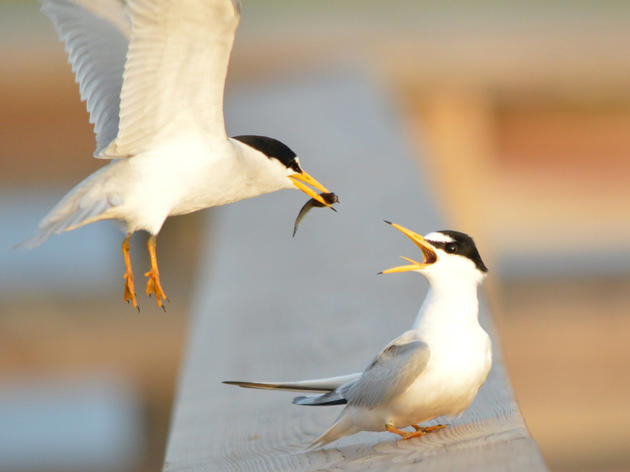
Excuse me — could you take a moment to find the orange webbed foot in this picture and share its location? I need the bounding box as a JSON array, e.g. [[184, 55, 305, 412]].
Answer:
[[412, 424, 447, 434], [124, 269, 139, 311], [145, 235, 168, 310], [386, 423, 425, 440], [145, 267, 167, 309], [122, 233, 139, 311]]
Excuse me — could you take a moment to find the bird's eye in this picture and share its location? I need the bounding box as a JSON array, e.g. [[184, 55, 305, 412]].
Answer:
[[289, 160, 302, 173], [445, 243, 457, 253]]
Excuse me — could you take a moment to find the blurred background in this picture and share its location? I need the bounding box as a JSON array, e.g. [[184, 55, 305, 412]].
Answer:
[[1, 0, 629, 471]]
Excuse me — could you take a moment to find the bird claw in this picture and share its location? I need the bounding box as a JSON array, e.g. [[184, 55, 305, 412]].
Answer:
[[413, 424, 447, 434], [387, 423, 446, 441], [123, 271, 138, 310], [386, 423, 423, 440], [401, 430, 425, 440], [145, 268, 167, 308]]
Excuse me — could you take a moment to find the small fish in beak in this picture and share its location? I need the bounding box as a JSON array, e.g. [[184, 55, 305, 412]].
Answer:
[[289, 171, 334, 207], [292, 192, 339, 237]]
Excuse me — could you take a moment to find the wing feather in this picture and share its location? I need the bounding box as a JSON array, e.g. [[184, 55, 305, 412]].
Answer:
[[340, 332, 430, 409], [40, 0, 130, 157], [100, 0, 240, 158]]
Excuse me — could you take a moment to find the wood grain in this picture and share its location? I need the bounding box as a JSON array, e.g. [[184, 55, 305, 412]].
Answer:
[[163, 72, 546, 471]]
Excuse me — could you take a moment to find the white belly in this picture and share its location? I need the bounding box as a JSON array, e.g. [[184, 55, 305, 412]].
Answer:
[[387, 330, 492, 427], [107, 135, 291, 234]]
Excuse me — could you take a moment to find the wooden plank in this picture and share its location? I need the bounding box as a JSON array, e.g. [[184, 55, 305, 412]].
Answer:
[[163, 72, 546, 471]]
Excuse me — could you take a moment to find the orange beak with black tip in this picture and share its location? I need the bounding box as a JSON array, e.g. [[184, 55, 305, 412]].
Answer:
[[289, 170, 333, 207], [380, 221, 438, 274]]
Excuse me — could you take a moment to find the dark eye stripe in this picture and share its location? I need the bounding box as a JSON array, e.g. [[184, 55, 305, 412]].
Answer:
[[426, 236, 488, 273], [289, 160, 302, 173], [425, 240, 450, 251]]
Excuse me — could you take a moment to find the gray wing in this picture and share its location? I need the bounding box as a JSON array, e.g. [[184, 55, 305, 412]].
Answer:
[[339, 332, 431, 409], [40, 0, 131, 157]]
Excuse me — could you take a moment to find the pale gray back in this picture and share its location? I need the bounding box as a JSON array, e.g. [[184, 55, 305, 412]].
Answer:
[[340, 333, 430, 409]]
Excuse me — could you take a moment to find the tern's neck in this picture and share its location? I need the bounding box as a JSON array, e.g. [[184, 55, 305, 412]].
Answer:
[[412, 275, 481, 333]]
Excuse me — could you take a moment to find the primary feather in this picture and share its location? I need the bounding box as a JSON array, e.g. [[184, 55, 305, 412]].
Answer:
[[102, 0, 240, 157], [41, 0, 130, 156]]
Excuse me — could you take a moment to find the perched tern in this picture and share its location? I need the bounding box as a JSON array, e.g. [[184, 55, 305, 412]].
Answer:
[[224, 222, 491, 448], [21, 0, 335, 309]]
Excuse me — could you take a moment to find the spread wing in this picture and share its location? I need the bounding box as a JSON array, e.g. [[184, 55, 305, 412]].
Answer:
[[339, 332, 431, 409], [40, 0, 131, 157], [100, 0, 241, 158]]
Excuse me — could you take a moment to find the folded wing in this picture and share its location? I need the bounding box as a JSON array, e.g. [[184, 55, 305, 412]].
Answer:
[[339, 334, 431, 409]]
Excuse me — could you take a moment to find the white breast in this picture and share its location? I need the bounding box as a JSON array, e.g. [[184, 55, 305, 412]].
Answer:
[[389, 326, 492, 426], [109, 135, 293, 234]]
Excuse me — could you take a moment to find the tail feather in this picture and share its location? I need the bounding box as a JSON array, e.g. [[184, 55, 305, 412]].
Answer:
[[65, 199, 109, 229], [17, 167, 117, 248], [293, 390, 347, 406], [222, 373, 361, 394], [223, 376, 360, 449], [307, 415, 357, 450]]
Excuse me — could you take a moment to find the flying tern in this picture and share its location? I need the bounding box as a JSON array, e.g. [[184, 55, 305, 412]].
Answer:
[[22, 0, 335, 309], [224, 222, 491, 448]]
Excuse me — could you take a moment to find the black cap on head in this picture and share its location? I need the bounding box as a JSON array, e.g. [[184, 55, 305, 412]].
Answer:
[[426, 230, 488, 273], [233, 135, 301, 172]]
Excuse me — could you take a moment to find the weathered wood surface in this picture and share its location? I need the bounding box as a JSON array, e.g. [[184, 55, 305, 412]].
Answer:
[[163, 72, 547, 471]]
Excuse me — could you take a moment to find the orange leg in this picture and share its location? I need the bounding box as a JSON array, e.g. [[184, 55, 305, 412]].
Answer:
[[385, 423, 425, 440], [412, 424, 447, 434], [145, 235, 167, 310], [122, 233, 138, 311]]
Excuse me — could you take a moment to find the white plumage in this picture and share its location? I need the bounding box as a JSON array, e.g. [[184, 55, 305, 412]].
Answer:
[[225, 223, 492, 448], [24, 0, 334, 308]]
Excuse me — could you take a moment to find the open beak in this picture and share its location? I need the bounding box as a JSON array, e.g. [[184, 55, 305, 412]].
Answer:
[[380, 221, 438, 274], [289, 171, 333, 207]]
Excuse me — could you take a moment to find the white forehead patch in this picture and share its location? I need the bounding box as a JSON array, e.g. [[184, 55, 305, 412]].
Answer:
[[424, 232, 454, 243]]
